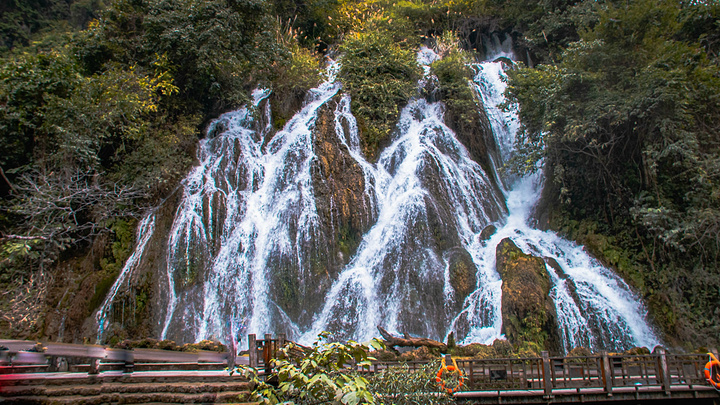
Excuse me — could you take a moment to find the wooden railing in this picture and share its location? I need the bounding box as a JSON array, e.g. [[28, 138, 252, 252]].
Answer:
[[451, 349, 719, 403], [246, 333, 286, 371], [453, 349, 711, 393], [3, 338, 719, 403]]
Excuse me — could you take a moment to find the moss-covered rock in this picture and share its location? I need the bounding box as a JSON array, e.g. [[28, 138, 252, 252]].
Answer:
[[266, 99, 376, 326], [312, 100, 373, 263], [451, 338, 541, 359], [480, 224, 497, 241], [496, 238, 559, 352], [399, 345, 441, 361], [447, 249, 477, 311]]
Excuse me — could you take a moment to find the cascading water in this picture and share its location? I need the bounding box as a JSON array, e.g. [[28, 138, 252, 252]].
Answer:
[[301, 79, 506, 343], [97, 41, 659, 353], [448, 51, 659, 351], [96, 213, 156, 341]]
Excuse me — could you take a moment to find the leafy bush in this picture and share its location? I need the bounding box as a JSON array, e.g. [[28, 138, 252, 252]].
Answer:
[[236, 333, 382, 405], [339, 29, 420, 159], [270, 43, 322, 129], [366, 360, 452, 405], [430, 35, 476, 133]]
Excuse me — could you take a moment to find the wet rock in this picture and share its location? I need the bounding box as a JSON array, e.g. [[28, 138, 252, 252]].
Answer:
[[479, 224, 497, 241], [544, 257, 565, 278], [496, 238, 559, 352], [448, 249, 477, 311], [264, 99, 375, 326]]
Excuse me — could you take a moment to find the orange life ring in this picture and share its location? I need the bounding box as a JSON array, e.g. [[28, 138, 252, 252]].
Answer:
[[436, 364, 465, 394], [705, 353, 720, 390]]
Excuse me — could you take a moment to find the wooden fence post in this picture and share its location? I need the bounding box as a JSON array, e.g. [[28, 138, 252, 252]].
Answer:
[[264, 333, 272, 375], [248, 334, 257, 368], [469, 360, 474, 388], [601, 351, 612, 396], [654, 347, 671, 395], [122, 350, 134, 374], [227, 346, 236, 370], [123, 357, 134, 373], [542, 351, 553, 398], [278, 334, 286, 352]]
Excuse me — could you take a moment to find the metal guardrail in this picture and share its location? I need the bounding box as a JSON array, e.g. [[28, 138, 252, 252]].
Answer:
[[0, 339, 232, 375]]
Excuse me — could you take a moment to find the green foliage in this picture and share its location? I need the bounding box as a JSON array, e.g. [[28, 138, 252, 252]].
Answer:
[[431, 33, 474, 106], [0, 49, 78, 169], [339, 29, 421, 159], [270, 43, 322, 128], [0, 0, 104, 52], [236, 333, 383, 405], [0, 0, 293, 285], [87, 218, 137, 311], [366, 360, 452, 404], [112, 113, 199, 197], [430, 34, 478, 134], [143, 0, 282, 111], [77, 0, 285, 115], [0, 41, 173, 271]]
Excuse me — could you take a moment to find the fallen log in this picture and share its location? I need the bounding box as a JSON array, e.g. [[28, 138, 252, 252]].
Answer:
[[377, 326, 448, 353]]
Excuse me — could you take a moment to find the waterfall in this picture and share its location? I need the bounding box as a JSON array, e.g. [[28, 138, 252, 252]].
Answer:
[[95, 213, 156, 342], [97, 42, 659, 353], [450, 54, 659, 351]]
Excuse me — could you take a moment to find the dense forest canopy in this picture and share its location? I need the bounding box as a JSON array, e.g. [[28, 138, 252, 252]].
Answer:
[[1, 0, 719, 349]]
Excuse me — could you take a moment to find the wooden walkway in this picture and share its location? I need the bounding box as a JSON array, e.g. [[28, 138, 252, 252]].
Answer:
[[2, 338, 720, 404]]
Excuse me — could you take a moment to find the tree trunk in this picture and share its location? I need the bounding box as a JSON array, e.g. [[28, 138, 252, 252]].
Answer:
[[377, 326, 448, 352]]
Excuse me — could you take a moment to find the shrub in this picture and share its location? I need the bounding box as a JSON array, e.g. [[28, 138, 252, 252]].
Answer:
[[339, 29, 421, 159], [236, 332, 382, 405], [366, 360, 452, 405]]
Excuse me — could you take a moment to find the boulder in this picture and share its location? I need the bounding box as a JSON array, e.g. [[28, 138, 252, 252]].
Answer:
[[479, 224, 497, 241], [496, 238, 559, 352]]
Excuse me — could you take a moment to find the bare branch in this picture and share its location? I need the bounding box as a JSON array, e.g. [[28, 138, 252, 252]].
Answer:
[[5, 167, 147, 267], [0, 234, 49, 242], [0, 166, 17, 194]]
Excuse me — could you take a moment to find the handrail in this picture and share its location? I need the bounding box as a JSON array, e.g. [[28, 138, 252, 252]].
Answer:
[[2, 337, 715, 394], [0, 339, 232, 375]]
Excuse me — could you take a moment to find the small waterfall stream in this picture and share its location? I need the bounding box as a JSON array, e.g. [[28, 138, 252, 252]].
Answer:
[[96, 42, 659, 353]]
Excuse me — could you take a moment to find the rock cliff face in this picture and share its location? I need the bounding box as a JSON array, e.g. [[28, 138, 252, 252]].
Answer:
[[496, 238, 559, 352], [271, 99, 376, 324]]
